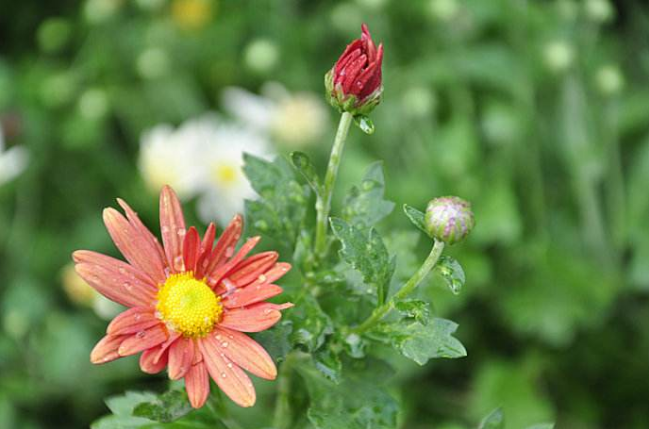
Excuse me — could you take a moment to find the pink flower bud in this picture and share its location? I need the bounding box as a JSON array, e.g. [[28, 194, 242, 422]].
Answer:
[[325, 24, 384, 115]]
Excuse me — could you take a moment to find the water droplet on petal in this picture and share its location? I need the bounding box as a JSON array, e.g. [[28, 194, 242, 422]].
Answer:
[[225, 247, 235, 258], [258, 274, 267, 283], [136, 331, 147, 338], [177, 228, 186, 237], [161, 226, 170, 234], [226, 362, 233, 368], [221, 342, 228, 348], [221, 372, 227, 378]]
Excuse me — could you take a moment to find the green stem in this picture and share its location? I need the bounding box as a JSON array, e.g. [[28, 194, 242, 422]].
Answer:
[[273, 354, 295, 429], [314, 111, 354, 258], [352, 240, 446, 335]]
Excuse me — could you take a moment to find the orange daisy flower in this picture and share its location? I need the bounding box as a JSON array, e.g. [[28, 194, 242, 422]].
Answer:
[[73, 186, 292, 408]]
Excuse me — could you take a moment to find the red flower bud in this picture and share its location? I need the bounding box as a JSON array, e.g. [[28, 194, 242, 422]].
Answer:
[[325, 24, 384, 116]]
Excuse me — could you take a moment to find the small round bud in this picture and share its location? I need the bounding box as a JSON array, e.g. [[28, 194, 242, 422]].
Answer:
[[425, 196, 474, 245]]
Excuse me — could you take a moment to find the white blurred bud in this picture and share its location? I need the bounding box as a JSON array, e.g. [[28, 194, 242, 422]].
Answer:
[[271, 93, 329, 147], [584, 0, 614, 23], [78, 88, 109, 120], [244, 39, 279, 74], [84, 0, 122, 24], [429, 0, 459, 21], [596, 65, 624, 95], [543, 41, 574, 73], [137, 48, 170, 79]]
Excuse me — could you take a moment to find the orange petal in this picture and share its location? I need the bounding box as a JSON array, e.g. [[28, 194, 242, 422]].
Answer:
[[160, 185, 186, 273], [228, 252, 279, 287], [212, 327, 277, 380], [140, 346, 169, 374], [222, 284, 284, 309], [117, 198, 168, 271], [207, 237, 260, 287], [74, 254, 157, 307], [184, 362, 209, 409], [220, 303, 293, 333], [168, 337, 195, 380], [198, 336, 256, 407], [182, 227, 201, 274], [103, 208, 167, 285], [91, 334, 126, 364], [203, 215, 243, 277], [118, 325, 169, 357], [107, 307, 159, 335]]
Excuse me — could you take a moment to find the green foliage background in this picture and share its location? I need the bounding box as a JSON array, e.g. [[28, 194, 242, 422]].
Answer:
[[1, 0, 649, 428]]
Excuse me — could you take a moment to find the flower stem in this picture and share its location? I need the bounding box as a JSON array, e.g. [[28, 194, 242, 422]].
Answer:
[[352, 239, 445, 335], [273, 354, 295, 429], [314, 111, 354, 259]]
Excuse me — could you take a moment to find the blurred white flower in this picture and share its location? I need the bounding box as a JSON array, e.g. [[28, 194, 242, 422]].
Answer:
[[195, 119, 272, 225], [0, 125, 28, 186], [138, 119, 207, 199], [61, 263, 122, 320], [138, 115, 273, 225], [222, 83, 328, 148]]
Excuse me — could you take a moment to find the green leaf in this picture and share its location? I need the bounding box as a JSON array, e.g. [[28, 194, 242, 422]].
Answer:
[[290, 151, 321, 196], [253, 320, 293, 363], [479, 408, 504, 429], [132, 389, 192, 423], [288, 294, 333, 352], [243, 154, 309, 249], [330, 217, 395, 304], [395, 299, 430, 325], [403, 204, 430, 236], [313, 348, 343, 384], [373, 318, 467, 365], [435, 256, 466, 295], [342, 162, 395, 229], [354, 115, 375, 134], [299, 361, 398, 429]]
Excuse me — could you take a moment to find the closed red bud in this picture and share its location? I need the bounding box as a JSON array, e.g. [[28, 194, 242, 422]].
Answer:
[[325, 24, 384, 116]]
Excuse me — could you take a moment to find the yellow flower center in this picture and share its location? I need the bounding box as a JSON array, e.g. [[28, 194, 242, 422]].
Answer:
[[156, 272, 222, 338], [213, 163, 239, 185]]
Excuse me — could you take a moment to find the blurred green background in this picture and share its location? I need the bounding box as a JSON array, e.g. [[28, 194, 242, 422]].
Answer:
[[2, 0, 649, 428]]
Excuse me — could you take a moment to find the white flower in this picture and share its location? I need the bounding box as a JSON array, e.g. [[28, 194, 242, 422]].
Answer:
[[138, 119, 208, 199], [194, 119, 272, 225], [138, 114, 273, 225], [0, 125, 28, 186], [222, 83, 328, 149]]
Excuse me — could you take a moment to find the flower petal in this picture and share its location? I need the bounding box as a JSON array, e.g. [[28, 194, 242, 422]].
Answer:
[[199, 336, 256, 407], [220, 303, 293, 333], [203, 215, 243, 277], [228, 252, 278, 287], [107, 307, 159, 335], [222, 284, 283, 309], [117, 198, 168, 271], [160, 185, 187, 273], [90, 334, 126, 364], [140, 346, 169, 374], [195, 223, 217, 278], [213, 327, 277, 380], [103, 208, 167, 284], [207, 236, 260, 287], [168, 337, 195, 380], [185, 362, 209, 409], [73, 252, 157, 307], [183, 227, 201, 274], [118, 325, 169, 357]]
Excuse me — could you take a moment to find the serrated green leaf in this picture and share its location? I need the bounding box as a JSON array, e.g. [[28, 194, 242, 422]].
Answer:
[[373, 318, 467, 365], [313, 348, 342, 384], [253, 320, 293, 363], [330, 217, 395, 304], [132, 389, 192, 423], [299, 360, 398, 429], [288, 294, 333, 352], [342, 162, 395, 229], [403, 204, 430, 236], [243, 154, 309, 249], [479, 408, 505, 429], [395, 299, 430, 325], [435, 256, 466, 295], [290, 151, 321, 196]]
